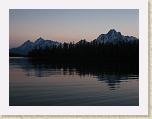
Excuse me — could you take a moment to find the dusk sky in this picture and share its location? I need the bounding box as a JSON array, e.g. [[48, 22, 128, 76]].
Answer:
[[9, 9, 139, 48]]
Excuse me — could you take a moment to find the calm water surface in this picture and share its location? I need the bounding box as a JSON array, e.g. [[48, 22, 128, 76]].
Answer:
[[9, 57, 139, 106]]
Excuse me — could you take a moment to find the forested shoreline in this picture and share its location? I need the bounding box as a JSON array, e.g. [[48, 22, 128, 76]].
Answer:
[[27, 41, 139, 60]]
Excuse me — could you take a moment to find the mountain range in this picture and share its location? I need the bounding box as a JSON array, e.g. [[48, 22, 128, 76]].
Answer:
[[9, 29, 139, 55]]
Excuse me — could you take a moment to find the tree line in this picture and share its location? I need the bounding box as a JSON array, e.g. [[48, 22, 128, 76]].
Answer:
[[28, 41, 139, 60]]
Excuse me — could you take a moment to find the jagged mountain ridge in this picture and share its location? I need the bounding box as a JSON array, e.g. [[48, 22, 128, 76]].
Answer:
[[10, 37, 62, 55], [9, 29, 138, 55], [94, 29, 138, 44]]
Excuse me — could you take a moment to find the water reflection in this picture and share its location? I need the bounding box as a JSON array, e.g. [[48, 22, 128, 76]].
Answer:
[[9, 58, 139, 90]]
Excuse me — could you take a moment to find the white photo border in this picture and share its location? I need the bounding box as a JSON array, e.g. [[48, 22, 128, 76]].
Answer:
[[0, 0, 148, 115]]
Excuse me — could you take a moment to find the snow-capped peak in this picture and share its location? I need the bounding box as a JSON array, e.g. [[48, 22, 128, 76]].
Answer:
[[34, 37, 44, 46], [107, 29, 117, 34], [20, 40, 32, 47], [95, 29, 138, 44], [35, 37, 44, 42]]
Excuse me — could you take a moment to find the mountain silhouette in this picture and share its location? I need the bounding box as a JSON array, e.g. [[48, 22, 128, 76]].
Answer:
[[9, 29, 138, 55]]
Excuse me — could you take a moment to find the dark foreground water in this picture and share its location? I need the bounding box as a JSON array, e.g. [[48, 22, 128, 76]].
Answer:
[[9, 57, 139, 106]]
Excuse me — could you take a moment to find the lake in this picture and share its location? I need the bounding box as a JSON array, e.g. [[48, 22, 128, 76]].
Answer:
[[9, 57, 139, 106]]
